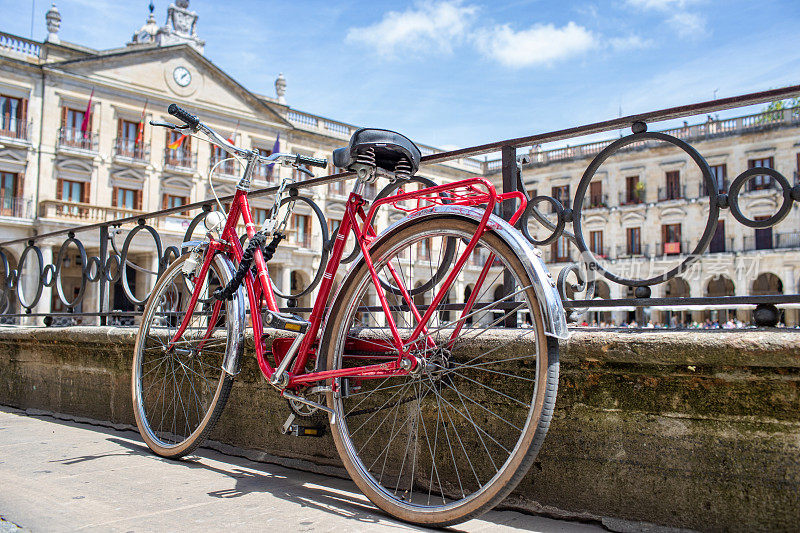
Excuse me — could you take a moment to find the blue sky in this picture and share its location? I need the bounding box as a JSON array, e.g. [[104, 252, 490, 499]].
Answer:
[[2, 0, 800, 152]]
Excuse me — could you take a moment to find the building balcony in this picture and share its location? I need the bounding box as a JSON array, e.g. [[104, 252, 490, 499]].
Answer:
[[39, 200, 142, 222], [657, 185, 686, 202], [708, 237, 735, 254], [209, 155, 239, 178], [619, 191, 644, 206], [0, 117, 31, 145], [588, 246, 612, 259], [0, 196, 32, 219], [655, 241, 690, 256], [163, 148, 197, 173], [700, 180, 728, 197], [616, 244, 651, 259], [742, 233, 800, 252], [587, 193, 608, 209], [57, 127, 98, 154], [113, 138, 150, 164], [252, 161, 277, 184]]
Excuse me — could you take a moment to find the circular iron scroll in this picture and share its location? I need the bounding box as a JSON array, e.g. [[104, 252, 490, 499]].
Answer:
[[571, 131, 719, 287]]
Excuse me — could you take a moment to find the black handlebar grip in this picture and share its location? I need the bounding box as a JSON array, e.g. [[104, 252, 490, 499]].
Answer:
[[295, 154, 328, 168], [167, 104, 200, 129]]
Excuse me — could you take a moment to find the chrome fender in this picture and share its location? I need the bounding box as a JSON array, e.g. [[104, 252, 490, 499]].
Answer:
[[211, 253, 247, 375], [326, 205, 569, 340]]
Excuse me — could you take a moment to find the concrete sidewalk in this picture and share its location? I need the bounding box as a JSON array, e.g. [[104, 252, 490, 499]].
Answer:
[[0, 407, 606, 532]]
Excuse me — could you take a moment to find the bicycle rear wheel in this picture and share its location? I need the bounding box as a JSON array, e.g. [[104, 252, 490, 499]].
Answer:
[[321, 216, 559, 527], [132, 252, 243, 458]]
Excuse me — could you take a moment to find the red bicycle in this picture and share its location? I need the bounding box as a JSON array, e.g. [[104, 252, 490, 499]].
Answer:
[[132, 104, 567, 526]]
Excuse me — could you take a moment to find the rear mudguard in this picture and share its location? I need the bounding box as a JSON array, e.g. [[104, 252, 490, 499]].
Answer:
[[327, 205, 569, 340]]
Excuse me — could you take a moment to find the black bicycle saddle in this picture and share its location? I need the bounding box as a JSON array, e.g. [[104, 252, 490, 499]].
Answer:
[[332, 128, 421, 175]]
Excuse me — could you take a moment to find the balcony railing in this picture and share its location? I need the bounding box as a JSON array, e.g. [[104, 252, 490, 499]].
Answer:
[[40, 200, 143, 222], [619, 191, 644, 205], [700, 180, 728, 196], [209, 155, 238, 177], [113, 138, 150, 162], [0, 196, 32, 219], [163, 148, 197, 171], [0, 32, 41, 58], [587, 193, 608, 209], [487, 105, 800, 172], [708, 237, 735, 254], [57, 127, 98, 152], [742, 233, 800, 252], [253, 161, 277, 183], [616, 244, 651, 258], [0, 117, 30, 142], [655, 241, 690, 256], [658, 185, 686, 202]]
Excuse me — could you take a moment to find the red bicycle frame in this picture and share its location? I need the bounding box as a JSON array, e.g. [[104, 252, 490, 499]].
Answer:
[[167, 177, 527, 390]]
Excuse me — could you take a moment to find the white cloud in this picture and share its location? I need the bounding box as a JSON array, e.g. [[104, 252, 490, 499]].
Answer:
[[626, 0, 696, 9], [609, 35, 653, 51], [474, 22, 596, 68], [345, 1, 477, 57], [625, 0, 707, 40], [668, 11, 707, 37]]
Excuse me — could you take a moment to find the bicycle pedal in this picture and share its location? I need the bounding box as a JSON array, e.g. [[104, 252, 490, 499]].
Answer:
[[281, 412, 325, 437], [264, 311, 309, 333], [287, 424, 325, 437]]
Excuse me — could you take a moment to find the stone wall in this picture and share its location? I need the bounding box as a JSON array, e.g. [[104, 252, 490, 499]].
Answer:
[[0, 327, 798, 531]]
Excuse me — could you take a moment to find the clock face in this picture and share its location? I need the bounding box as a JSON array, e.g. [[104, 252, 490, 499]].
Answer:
[[173, 66, 192, 87]]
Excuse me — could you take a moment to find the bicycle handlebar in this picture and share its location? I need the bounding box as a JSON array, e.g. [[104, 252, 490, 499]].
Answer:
[[295, 154, 328, 169], [159, 104, 329, 170], [168, 104, 200, 130]]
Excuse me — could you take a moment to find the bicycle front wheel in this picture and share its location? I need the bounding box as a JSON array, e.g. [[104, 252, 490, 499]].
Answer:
[[132, 252, 243, 458], [321, 216, 559, 527]]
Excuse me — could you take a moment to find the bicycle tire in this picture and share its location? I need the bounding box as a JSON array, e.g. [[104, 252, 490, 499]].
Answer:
[[132, 252, 242, 458], [320, 216, 559, 527]]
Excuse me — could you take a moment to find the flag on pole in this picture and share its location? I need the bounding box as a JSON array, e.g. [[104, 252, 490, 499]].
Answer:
[[168, 134, 187, 150], [266, 133, 280, 180], [227, 120, 240, 145], [135, 99, 148, 145], [79, 88, 94, 135]]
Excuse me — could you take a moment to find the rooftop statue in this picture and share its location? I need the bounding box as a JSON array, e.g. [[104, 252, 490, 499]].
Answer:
[[154, 0, 205, 52], [165, 0, 198, 37]]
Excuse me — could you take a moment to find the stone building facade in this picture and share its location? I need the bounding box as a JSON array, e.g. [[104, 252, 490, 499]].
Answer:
[[485, 111, 800, 326], [0, 2, 797, 327], [0, 3, 479, 323]]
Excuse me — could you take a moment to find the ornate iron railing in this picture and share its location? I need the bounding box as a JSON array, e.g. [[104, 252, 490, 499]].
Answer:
[[1, 85, 800, 327]]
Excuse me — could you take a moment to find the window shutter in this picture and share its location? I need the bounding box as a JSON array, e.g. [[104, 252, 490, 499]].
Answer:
[[81, 181, 90, 204], [111, 187, 118, 207], [117, 118, 123, 139], [20, 99, 27, 121], [162, 194, 168, 210], [15, 172, 23, 199], [135, 189, 142, 210], [56, 178, 63, 200], [60, 106, 67, 128]]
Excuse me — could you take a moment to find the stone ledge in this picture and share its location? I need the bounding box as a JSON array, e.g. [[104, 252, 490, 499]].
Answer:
[[0, 326, 798, 531]]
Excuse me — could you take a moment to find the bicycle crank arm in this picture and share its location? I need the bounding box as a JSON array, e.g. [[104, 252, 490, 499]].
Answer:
[[281, 391, 336, 425]]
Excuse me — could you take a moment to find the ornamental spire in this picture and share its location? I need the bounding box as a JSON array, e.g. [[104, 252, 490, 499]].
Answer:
[[45, 3, 61, 43]]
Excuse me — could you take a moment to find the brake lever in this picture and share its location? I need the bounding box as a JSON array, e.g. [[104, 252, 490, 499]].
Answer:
[[149, 120, 190, 130], [293, 164, 314, 178]]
